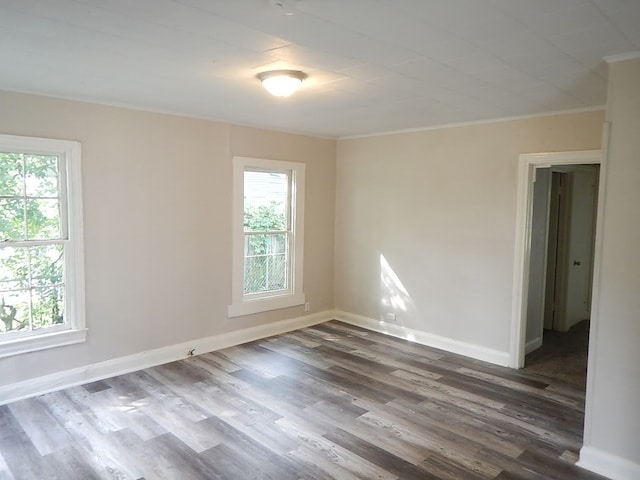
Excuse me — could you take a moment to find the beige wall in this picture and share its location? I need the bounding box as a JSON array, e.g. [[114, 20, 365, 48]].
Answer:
[[582, 57, 640, 474], [335, 111, 604, 355], [0, 90, 336, 386]]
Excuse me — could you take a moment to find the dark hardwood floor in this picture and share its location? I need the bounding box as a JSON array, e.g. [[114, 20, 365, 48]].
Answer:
[[524, 320, 589, 390], [0, 321, 606, 479]]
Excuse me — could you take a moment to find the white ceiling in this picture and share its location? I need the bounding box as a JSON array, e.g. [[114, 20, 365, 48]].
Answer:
[[0, 0, 639, 138]]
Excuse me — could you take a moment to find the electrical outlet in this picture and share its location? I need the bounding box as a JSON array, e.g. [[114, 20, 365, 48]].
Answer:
[[386, 312, 396, 322], [304, 302, 311, 312]]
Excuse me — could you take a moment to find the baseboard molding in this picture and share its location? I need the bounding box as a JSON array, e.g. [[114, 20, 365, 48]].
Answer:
[[335, 311, 510, 367], [0, 310, 333, 406], [525, 336, 542, 354], [578, 446, 640, 480]]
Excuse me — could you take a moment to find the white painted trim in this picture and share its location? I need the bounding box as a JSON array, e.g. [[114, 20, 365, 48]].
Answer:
[[578, 446, 640, 480], [227, 292, 305, 317], [510, 150, 603, 368], [339, 106, 605, 140], [516, 150, 603, 167], [65, 139, 87, 343], [0, 89, 606, 141], [335, 311, 510, 367], [0, 329, 86, 360], [604, 51, 640, 64], [0, 87, 336, 140], [524, 337, 542, 355], [0, 310, 333, 406]]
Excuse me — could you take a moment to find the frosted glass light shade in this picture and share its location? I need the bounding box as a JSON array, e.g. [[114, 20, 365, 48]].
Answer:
[[257, 70, 307, 97]]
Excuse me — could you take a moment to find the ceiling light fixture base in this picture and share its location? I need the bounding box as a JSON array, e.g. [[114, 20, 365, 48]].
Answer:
[[257, 69, 307, 97], [269, 0, 298, 15]]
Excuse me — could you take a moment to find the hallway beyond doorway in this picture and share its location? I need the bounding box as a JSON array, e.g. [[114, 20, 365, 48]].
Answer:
[[525, 320, 589, 390]]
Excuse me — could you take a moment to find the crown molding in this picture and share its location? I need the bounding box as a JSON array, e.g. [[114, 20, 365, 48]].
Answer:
[[604, 51, 640, 63]]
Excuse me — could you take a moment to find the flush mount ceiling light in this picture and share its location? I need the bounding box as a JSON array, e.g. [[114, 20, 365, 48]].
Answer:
[[257, 70, 307, 97]]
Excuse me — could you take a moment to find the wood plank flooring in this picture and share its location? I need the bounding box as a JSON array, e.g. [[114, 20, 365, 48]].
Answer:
[[525, 320, 589, 390], [0, 321, 607, 479]]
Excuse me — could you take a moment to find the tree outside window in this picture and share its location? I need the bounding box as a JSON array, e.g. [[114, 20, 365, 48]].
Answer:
[[0, 151, 66, 335]]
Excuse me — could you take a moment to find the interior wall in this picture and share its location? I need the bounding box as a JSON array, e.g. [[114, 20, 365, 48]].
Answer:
[[581, 56, 640, 475], [525, 167, 550, 351], [564, 166, 599, 331], [335, 111, 604, 355], [0, 90, 336, 387]]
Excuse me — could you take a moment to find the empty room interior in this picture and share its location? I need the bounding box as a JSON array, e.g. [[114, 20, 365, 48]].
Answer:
[[0, 1, 639, 479]]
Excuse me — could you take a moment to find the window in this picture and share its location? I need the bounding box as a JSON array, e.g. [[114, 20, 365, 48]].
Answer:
[[228, 156, 305, 317], [0, 134, 85, 358]]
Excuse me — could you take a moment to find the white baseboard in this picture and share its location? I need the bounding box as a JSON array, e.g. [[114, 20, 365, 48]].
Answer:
[[335, 311, 510, 367], [578, 446, 640, 480], [525, 336, 542, 354], [0, 310, 332, 406]]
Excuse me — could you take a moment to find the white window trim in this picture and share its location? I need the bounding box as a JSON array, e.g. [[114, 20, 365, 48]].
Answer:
[[228, 156, 305, 318], [0, 134, 86, 359]]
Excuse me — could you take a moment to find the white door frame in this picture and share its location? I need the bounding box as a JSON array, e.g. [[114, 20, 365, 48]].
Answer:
[[509, 149, 604, 368]]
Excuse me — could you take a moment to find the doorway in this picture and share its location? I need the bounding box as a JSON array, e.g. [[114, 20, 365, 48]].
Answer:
[[523, 164, 599, 388], [510, 150, 603, 370]]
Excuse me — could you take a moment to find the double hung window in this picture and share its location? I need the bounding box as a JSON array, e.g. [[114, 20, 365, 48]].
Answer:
[[0, 135, 85, 358], [228, 157, 305, 317]]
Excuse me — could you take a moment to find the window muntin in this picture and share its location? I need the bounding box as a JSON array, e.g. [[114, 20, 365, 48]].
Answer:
[[229, 157, 305, 317], [0, 135, 85, 357]]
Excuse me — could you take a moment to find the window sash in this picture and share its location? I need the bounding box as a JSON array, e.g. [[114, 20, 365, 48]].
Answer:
[[242, 167, 293, 297], [243, 230, 291, 296], [0, 152, 69, 243], [0, 241, 68, 339]]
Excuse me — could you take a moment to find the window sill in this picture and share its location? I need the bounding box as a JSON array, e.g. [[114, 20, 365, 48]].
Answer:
[[0, 328, 87, 359], [228, 293, 305, 318]]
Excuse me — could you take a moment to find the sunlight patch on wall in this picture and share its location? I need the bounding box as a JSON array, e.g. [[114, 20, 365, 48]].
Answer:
[[380, 254, 411, 311], [379, 254, 416, 339]]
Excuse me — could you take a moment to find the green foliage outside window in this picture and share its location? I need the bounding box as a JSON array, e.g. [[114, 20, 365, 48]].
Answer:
[[243, 201, 287, 294], [0, 152, 65, 334]]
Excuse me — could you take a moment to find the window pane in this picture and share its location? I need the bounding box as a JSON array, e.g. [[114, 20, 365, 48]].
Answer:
[[25, 155, 59, 197], [0, 247, 29, 292], [244, 171, 288, 232], [30, 244, 64, 287], [0, 152, 24, 196], [31, 286, 64, 329], [0, 289, 30, 333], [26, 199, 61, 240], [0, 245, 66, 335], [244, 232, 287, 294], [0, 198, 26, 241]]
